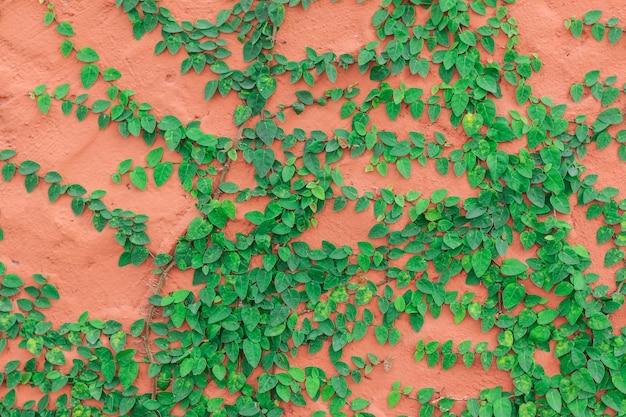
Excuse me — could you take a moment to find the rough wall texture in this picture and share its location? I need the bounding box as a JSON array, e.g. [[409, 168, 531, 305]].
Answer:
[[1, 0, 626, 416]]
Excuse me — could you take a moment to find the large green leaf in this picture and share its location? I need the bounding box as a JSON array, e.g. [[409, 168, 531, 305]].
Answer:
[[80, 64, 99, 88], [252, 148, 274, 177], [186, 217, 212, 240], [471, 249, 491, 277], [502, 283, 525, 310], [500, 258, 527, 276]]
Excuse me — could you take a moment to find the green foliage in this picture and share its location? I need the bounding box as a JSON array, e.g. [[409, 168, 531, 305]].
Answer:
[[565, 11, 623, 44], [8, 1, 626, 417]]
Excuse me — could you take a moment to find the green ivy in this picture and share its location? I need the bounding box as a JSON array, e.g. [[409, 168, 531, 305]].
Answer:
[[2, 1, 626, 417]]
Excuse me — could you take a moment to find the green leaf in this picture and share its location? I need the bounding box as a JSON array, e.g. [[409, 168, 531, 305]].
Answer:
[[45, 347, 66, 365], [543, 169, 564, 194], [56, 21, 75, 36], [295, 90, 314, 105], [500, 258, 527, 276], [550, 194, 570, 214], [234, 105, 252, 126], [476, 75, 498, 95], [397, 158, 411, 179], [597, 226, 614, 244], [18, 160, 41, 175], [486, 151, 508, 180], [417, 387, 434, 404], [145, 148, 163, 168], [612, 368, 626, 394], [255, 119, 277, 145], [37, 93, 51, 114], [252, 148, 274, 177], [242, 339, 261, 368], [0, 150, 16, 161], [502, 283, 525, 310], [584, 70, 600, 86], [92, 100, 111, 113], [570, 83, 583, 102], [472, 249, 491, 277], [330, 376, 348, 398], [80, 64, 99, 89], [129, 166, 147, 190], [546, 389, 561, 413], [493, 397, 512, 417], [118, 362, 138, 390], [598, 107, 623, 125], [154, 162, 173, 187], [370, 65, 390, 81], [186, 217, 212, 240], [350, 398, 370, 411], [604, 247, 624, 267], [462, 113, 483, 136], [588, 313, 611, 330], [570, 19, 583, 38], [388, 391, 401, 408], [41, 283, 60, 299], [608, 27, 622, 45], [591, 23, 605, 41], [368, 223, 389, 239], [103, 68, 122, 81], [256, 74, 276, 99], [2, 274, 24, 288], [158, 115, 182, 131], [583, 10, 602, 24], [76, 47, 100, 62], [60, 40, 73, 57], [204, 80, 219, 101], [515, 84, 531, 105], [340, 101, 356, 119]]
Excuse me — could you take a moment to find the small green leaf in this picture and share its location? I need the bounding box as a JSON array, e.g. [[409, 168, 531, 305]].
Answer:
[[388, 391, 401, 408], [604, 248, 624, 267], [570, 83, 583, 102], [368, 223, 389, 239], [256, 74, 276, 99], [154, 162, 173, 187], [584, 70, 600, 86], [253, 148, 274, 177], [37, 93, 51, 114], [502, 283, 526, 310], [186, 217, 212, 240], [397, 158, 411, 179], [18, 160, 41, 175], [350, 398, 370, 411], [500, 258, 527, 276], [583, 10, 602, 24], [129, 166, 147, 190], [145, 148, 164, 168], [598, 107, 623, 125], [493, 397, 512, 417], [472, 249, 491, 277], [204, 80, 219, 100], [234, 105, 252, 126], [76, 47, 100, 63], [103, 68, 122, 81], [45, 347, 66, 365], [2, 274, 24, 288], [340, 101, 356, 119], [80, 64, 99, 89], [56, 21, 75, 36]]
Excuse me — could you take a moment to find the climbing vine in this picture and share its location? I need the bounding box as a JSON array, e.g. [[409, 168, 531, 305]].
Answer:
[[1, 0, 626, 417]]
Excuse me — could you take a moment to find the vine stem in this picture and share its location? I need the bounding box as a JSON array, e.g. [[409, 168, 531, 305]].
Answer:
[[213, 125, 244, 200], [142, 259, 175, 399], [141, 124, 243, 398]]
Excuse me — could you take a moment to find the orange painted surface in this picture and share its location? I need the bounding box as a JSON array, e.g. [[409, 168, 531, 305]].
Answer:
[[0, 0, 625, 415]]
